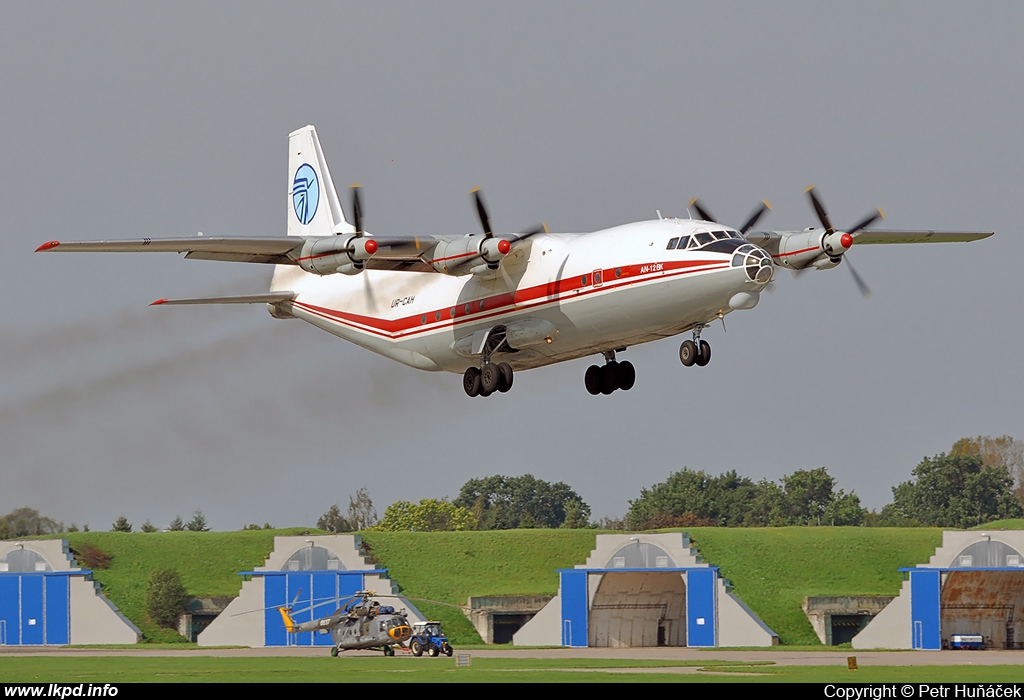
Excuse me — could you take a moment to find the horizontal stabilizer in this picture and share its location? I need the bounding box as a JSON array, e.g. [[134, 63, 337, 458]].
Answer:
[[150, 292, 297, 306]]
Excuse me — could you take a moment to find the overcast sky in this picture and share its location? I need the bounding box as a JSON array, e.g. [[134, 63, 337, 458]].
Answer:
[[2, 2, 1021, 530]]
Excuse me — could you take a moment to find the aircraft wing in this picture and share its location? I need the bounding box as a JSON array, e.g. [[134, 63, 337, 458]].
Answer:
[[852, 229, 994, 245], [35, 237, 300, 264]]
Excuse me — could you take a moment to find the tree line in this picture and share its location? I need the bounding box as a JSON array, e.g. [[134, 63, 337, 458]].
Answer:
[[3, 435, 1021, 536]]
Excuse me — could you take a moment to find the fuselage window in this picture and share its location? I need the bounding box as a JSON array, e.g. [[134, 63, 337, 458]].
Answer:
[[615, 267, 622, 278], [420, 314, 427, 325], [594, 271, 602, 285], [435, 310, 441, 321], [464, 303, 471, 314], [667, 237, 679, 250], [479, 300, 486, 311], [450, 307, 456, 318]]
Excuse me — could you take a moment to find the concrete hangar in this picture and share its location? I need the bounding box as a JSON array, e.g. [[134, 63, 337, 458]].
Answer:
[[514, 533, 778, 647], [854, 530, 1024, 650]]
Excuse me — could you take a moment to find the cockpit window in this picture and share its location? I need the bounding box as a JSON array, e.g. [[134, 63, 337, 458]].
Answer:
[[695, 232, 714, 245], [711, 230, 728, 240], [667, 237, 679, 250], [677, 235, 690, 250]]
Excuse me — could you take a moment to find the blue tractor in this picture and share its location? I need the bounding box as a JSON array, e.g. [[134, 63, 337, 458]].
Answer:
[[407, 621, 453, 657]]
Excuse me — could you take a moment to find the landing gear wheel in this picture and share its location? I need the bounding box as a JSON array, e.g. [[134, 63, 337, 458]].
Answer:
[[679, 340, 698, 367], [695, 340, 711, 367], [600, 362, 618, 395], [463, 367, 482, 397], [330, 646, 339, 657], [384, 645, 394, 656], [617, 361, 636, 391], [585, 365, 602, 395], [427, 644, 439, 657], [442, 643, 453, 657], [497, 362, 514, 392], [481, 362, 501, 393], [410, 639, 423, 657]]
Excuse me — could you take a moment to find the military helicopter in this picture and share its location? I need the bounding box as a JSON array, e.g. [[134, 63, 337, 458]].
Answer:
[[276, 590, 413, 657]]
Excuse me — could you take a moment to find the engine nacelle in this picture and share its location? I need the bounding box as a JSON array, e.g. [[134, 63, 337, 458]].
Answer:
[[776, 228, 851, 271], [430, 235, 510, 275], [295, 235, 377, 275], [505, 318, 557, 350]]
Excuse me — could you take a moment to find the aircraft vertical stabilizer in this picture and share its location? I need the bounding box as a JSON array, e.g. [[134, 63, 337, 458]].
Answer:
[[287, 125, 352, 238]]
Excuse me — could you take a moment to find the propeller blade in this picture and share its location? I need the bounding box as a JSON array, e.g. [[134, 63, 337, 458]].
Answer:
[[512, 223, 548, 241], [472, 187, 493, 238], [688, 197, 716, 223], [351, 185, 363, 236], [844, 256, 872, 298], [805, 186, 834, 234], [739, 200, 771, 234], [848, 208, 884, 236]]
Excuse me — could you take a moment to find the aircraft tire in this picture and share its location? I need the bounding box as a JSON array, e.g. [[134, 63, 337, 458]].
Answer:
[[679, 340, 698, 367], [427, 644, 439, 657], [330, 646, 339, 657], [617, 361, 636, 391], [410, 639, 423, 657], [481, 362, 502, 393], [600, 362, 618, 394], [584, 365, 602, 395], [463, 367, 482, 397], [384, 645, 394, 657], [695, 340, 711, 367], [497, 362, 514, 392]]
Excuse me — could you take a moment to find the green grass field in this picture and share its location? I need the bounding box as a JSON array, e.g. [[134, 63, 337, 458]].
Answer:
[[39, 526, 954, 646], [1, 656, 1022, 683]]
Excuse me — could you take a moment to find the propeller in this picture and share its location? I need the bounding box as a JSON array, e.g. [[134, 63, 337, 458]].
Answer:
[[804, 186, 883, 298], [351, 184, 363, 236], [471, 187, 493, 238], [689, 197, 772, 235], [465, 187, 547, 269]]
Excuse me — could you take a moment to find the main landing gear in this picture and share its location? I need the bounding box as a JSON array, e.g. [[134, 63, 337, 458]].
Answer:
[[463, 361, 514, 397], [585, 350, 635, 395], [679, 325, 711, 367]]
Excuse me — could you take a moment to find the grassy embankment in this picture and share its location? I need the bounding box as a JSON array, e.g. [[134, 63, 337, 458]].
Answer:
[[41, 526, 960, 646]]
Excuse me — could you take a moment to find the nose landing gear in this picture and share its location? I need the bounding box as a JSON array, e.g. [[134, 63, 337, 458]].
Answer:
[[585, 350, 635, 395]]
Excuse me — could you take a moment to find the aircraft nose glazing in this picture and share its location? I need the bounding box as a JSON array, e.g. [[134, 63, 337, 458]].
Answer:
[[731, 244, 773, 286], [390, 625, 411, 642]]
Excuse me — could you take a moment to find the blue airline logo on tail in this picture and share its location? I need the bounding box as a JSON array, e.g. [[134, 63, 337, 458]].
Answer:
[[292, 164, 320, 225]]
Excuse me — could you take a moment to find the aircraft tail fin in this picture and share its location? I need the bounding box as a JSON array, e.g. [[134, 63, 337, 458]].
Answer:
[[277, 606, 298, 633], [287, 125, 353, 238]]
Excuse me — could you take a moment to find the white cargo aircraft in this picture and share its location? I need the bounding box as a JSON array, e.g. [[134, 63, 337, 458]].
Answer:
[[36, 126, 993, 397]]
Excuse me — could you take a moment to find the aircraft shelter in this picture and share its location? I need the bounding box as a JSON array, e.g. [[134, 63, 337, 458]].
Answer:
[[513, 533, 777, 647], [198, 534, 425, 647], [0, 540, 140, 646], [853, 531, 1024, 650]]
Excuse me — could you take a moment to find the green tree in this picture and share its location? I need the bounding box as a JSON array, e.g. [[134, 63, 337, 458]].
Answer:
[[887, 452, 1023, 528], [185, 511, 209, 532], [140, 521, 158, 533], [347, 487, 378, 530], [168, 516, 185, 531], [454, 474, 590, 529], [317, 504, 350, 533], [952, 435, 1024, 508], [111, 516, 133, 533], [376, 498, 477, 531], [146, 568, 189, 629], [782, 468, 836, 525], [0, 507, 62, 539]]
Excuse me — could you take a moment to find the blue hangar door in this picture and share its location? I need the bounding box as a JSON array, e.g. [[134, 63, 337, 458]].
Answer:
[[264, 572, 364, 646], [0, 574, 70, 646]]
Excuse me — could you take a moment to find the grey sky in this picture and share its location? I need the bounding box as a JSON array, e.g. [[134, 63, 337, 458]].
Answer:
[[2, 2, 1021, 529]]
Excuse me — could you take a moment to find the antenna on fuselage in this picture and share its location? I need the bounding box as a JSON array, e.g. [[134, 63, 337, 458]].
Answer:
[[656, 210, 663, 220]]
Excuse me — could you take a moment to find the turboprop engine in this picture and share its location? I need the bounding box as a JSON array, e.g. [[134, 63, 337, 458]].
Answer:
[[429, 235, 511, 276], [295, 234, 378, 275]]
